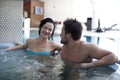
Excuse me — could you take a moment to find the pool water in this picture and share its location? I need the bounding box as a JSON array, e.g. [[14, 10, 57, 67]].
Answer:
[[0, 49, 63, 80], [0, 30, 120, 80], [0, 49, 120, 80]]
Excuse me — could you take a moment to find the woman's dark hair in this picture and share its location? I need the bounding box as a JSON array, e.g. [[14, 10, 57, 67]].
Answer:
[[39, 17, 55, 40], [63, 18, 83, 40]]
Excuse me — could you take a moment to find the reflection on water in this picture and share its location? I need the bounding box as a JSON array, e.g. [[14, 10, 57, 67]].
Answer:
[[59, 64, 120, 80], [0, 49, 120, 80]]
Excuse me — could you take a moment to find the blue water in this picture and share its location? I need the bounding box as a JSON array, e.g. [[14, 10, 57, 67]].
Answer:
[[0, 30, 120, 80], [0, 49, 120, 80], [0, 49, 62, 80]]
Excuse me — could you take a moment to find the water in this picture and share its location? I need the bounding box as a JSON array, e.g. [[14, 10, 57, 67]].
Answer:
[[0, 30, 120, 80], [0, 49, 63, 80], [0, 49, 120, 80]]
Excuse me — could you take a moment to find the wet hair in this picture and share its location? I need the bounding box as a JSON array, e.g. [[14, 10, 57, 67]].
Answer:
[[63, 18, 83, 40], [38, 17, 55, 40]]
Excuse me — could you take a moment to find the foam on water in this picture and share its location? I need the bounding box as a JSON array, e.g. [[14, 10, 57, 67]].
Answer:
[[0, 48, 120, 80]]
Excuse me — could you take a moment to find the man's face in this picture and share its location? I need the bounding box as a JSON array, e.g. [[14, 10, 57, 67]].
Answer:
[[60, 26, 68, 44]]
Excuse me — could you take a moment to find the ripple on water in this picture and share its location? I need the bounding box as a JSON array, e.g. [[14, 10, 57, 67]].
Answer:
[[0, 49, 120, 80]]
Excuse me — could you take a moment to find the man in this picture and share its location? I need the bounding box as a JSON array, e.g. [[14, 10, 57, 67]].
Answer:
[[60, 18, 118, 68]]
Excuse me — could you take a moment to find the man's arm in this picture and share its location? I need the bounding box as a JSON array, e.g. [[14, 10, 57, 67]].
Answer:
[[79, 52, 118, 68], [76, 44, 118, 68]]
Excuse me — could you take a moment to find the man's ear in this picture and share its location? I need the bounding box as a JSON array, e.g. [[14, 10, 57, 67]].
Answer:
[[66, 33, 71, 39]]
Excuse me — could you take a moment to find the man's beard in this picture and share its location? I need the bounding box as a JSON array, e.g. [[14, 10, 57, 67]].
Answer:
[[60, 40, 68, 44]]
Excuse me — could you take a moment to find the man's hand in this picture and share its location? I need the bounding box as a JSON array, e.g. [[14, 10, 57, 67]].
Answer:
[[74, 63, 93, 68]]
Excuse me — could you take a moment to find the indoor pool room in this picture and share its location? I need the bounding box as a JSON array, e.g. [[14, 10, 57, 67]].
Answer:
[[1, 0, 120, 80]]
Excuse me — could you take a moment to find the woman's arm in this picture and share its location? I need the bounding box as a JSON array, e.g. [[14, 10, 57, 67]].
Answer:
[[50, 42, 62, 56], [6, 39, 31, 50], [7, 44, 27, 50]]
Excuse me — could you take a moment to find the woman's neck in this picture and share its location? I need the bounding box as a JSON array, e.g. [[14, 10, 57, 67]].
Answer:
[[37, 37, 48, 43]]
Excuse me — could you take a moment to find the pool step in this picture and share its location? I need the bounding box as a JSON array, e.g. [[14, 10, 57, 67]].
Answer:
[[109, 63, 120, 71], [117, 61, 120, 64]]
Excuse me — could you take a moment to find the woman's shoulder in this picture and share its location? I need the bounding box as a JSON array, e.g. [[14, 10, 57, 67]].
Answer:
[[49, 41, 62, 49], [49, 41, 57, 46], [27, 38, 37, 41], [26, 38, 37, 44]]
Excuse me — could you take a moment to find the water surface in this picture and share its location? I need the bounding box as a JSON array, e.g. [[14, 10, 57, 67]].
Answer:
[[0, 49, 120, 80]]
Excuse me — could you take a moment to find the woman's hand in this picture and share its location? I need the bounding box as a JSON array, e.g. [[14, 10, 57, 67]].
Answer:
[[0, 48, 12, 51], [50, 48, 61, 56]]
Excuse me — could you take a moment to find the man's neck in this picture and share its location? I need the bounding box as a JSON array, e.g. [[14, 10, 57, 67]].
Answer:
[[66, 40, 80, 49]]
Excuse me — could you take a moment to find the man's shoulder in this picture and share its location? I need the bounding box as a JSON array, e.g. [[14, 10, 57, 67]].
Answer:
[[81, 41, 96, 46], [80, 41, 90, 46], [80, 41, 98, 49]]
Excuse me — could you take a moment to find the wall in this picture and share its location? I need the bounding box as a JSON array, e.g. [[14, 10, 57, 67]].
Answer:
[[31, 0, 44, 27], [41, 0, 120, 29], [92, 0, 120, 28], [24, 1, 30, 17], [0, 0, 23, 43], [24, 0, 44, 27], [40, 0, 93, 34], [41, 0, 93, 22]]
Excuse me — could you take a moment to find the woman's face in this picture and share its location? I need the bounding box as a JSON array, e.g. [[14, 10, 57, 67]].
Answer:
[[40, 22, 54, 39]]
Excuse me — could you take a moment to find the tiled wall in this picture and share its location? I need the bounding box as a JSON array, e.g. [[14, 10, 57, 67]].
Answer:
[[0, 0, 23, 43]]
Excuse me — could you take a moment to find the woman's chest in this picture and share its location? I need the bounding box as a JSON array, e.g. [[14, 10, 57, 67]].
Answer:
[[28, 42, 53, 52]]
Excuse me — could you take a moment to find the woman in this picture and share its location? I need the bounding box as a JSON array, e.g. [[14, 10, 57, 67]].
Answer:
[[7, 18, 62, 56]]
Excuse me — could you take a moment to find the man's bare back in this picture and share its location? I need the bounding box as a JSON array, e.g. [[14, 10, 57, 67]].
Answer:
[[60, 18, 118, 68], [61, 41, 118, 68], [61, 41, 92, 63]]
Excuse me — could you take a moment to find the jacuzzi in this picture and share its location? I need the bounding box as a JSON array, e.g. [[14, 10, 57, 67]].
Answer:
[[0, 43, 120, 80]]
